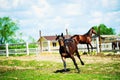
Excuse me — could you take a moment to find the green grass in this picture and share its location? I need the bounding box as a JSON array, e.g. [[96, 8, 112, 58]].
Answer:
[[1, 70, 119, 80], [0, 55, 120, 80]]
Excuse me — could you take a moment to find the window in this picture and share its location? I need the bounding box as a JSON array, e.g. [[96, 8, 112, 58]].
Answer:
[[52, 42, 56, 47]]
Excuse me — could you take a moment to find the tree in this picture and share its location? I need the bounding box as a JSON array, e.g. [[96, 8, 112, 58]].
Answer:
[[0, 17, 19, 44], [10, 32, 25, 43], [118, 33, 120, 36], [28, 36, 36, 42], [93, 24, 116, 35]]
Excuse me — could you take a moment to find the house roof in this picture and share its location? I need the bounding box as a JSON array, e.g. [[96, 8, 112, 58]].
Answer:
[[43, 36, 56, 41], [38, 35, 71, 41], [44, 35, 71, 40]]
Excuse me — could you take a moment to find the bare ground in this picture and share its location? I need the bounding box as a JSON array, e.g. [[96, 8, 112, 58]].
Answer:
[[0, 53, 120, 72], [1, 53, 120, 64]]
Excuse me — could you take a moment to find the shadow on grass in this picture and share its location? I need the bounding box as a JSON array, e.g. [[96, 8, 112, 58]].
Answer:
[[54, 68, 70, 73]]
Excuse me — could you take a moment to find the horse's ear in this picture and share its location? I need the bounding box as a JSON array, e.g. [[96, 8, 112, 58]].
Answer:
[[61, 33, 63, 36], [92, 27, 94, 29], [55, 34, 57, 40], [55, 34, 57, 37]]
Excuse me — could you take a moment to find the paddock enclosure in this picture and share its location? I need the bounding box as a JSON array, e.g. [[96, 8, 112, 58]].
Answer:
[[0, 35, 120, 79], [0, 40, 120, 79], [0, 39, 119, 57]]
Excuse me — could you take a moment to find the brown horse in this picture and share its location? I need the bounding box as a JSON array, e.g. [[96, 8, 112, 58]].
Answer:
[[71, 27, 97, 54], [56, 33, 84, 73], [112, 41, 120, 50]]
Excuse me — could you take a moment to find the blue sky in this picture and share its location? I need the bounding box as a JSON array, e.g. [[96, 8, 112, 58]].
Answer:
[[0, 0, 120, 42]]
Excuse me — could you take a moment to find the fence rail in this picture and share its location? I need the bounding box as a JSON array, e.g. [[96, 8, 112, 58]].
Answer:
[[0, 42, 40, 57], [0, 39, 119, 57]]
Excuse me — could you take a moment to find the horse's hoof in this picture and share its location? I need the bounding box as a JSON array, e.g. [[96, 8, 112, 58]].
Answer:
[[77, 70, 80, 73], [81, 61, 84, 65], [82, 63, 84, 65], [64, 70, 67, 72], [64, 68, 70, 72], [82, 62, 84, 65]]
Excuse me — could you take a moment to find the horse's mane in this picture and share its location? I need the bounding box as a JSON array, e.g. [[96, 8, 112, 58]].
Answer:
[[84, 29, 91, 35], [84, 27, 94, 36], [71, 27, 95, 38]]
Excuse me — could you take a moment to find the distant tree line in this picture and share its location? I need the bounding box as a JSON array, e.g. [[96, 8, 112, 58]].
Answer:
[[0, 17, 19, 44], [0, 17, 36, 44], [93, 24, 116, 35]]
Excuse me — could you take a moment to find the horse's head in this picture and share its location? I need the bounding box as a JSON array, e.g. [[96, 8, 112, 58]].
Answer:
[[56, 33, 65, 40], [56, 33, 65, 46], [91, 27, 97, 35], [83, 27, 97, 38]]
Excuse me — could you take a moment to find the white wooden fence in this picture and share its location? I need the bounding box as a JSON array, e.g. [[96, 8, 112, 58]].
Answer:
[[40, 37, 114, 53], [0, 42, 40, 57], [0, 37, 118, 57]]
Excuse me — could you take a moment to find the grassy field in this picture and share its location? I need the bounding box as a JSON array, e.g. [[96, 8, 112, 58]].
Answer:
[[0, 53, 120, 80]]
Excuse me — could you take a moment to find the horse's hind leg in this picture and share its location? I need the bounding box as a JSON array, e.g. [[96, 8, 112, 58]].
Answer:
[[119, 42, 120, 50], [70, 55, 80, 73], [76, 50, 84, 65]]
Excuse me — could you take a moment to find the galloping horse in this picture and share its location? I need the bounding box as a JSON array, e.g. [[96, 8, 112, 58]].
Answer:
[[112, 41, 117, 50], [56, 33, 84, 73], [71, 27, 97, 54], [112, 41, 120, 50]]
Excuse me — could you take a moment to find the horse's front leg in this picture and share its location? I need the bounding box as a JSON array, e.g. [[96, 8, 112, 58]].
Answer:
[[76, 50, 84, 65], [70, 55, 80, 73], [87, 44, 90, 54], [61, 56, 67, 71], [89, 43, 93, 52]]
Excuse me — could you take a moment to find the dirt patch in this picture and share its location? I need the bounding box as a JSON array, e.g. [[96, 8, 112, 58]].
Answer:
[[0, 53, 120, 64], [0, 66, 35, 70]]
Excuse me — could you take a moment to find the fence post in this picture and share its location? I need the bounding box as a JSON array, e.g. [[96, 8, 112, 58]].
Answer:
[[36, 48, 39, 56], [96, 37, 100, 53], [6, 43, 9, 57], [48, 41, 51, 52], [26, 42, 29, 55]]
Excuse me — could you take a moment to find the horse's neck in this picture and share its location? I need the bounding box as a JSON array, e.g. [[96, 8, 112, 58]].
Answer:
[[84, 29, 92, 37]]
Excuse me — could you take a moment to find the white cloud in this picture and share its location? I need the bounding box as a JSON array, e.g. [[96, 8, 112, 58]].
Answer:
[[52, 16, 72, 29], [0, 0, 21, 10], [62, 3, 82, 16], [102, 0, 118, 8], [31, 5, 45, 18], [88, 10, 120, 34], [107, 11, 120, 18], [0, 0, 10, 9], [0, 0, 120, 41], [31, 0, 53, 18], [105, 11, 120, 24], [53, 16, 62, 23], [91, 11, 103, 18], [88, 18, 102, 25], [11, 0, 19, 8], [0, 0, 35, 12], [88, 11, 103, 25]]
